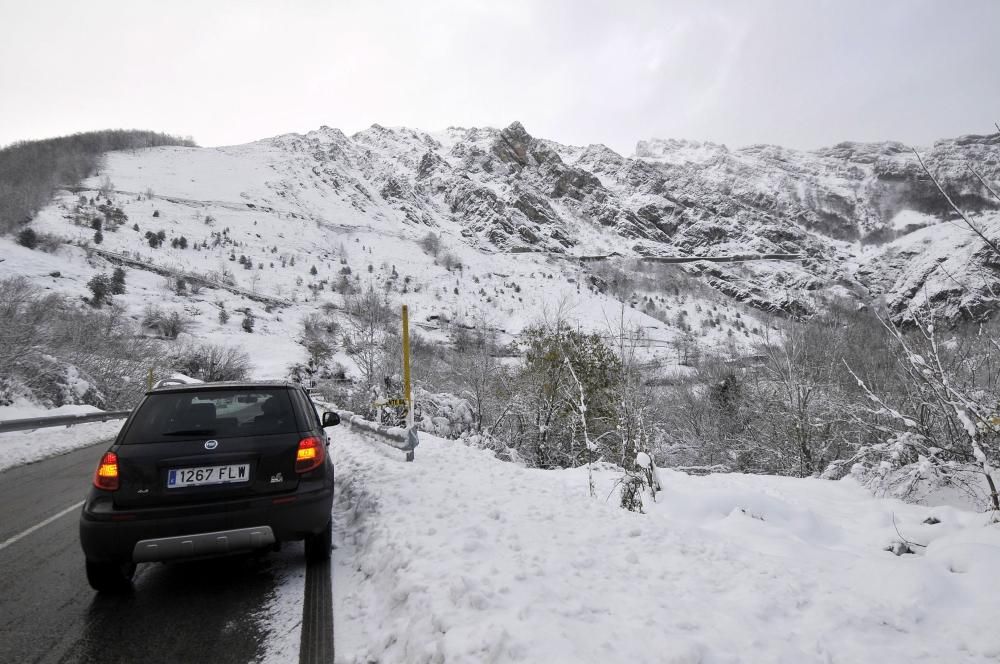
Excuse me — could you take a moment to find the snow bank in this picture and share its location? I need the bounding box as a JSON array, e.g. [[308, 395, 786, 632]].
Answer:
[[0, 401, 122, 471], [0, 400, 104, 420], [332, 431, 1000, 663], [0, 420, 122, 471]]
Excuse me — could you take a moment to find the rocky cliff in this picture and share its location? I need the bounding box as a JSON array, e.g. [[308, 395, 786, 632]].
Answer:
[[245, 121, 999, 322]]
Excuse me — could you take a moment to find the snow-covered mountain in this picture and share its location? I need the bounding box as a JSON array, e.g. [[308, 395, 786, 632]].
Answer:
[[4, 122, 1000, 390], [0, 124, 769, 399], [629, 131, 1000, 321], [173, 122, 1000, 321], [267, 122, 1000, 255], [73, 123, 1000, 319], [635, 134, 1000, 241]]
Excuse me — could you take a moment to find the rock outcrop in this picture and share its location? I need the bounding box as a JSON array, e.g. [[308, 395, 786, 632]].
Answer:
[[241, 122, 1000, 322]]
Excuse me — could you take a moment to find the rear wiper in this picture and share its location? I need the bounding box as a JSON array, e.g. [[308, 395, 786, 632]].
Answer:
[[161, 428, 217, 436]]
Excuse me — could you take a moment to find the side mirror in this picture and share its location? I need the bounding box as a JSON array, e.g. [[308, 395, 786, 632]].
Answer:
[[322, 411, 340, 427]]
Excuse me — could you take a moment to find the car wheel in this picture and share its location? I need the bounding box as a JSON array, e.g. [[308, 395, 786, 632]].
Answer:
[[86, 559, 136, 593], [304, 519, 332, 562]]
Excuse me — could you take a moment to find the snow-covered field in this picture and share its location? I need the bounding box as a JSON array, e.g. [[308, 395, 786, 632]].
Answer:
[[331, 429, 1000, 664]]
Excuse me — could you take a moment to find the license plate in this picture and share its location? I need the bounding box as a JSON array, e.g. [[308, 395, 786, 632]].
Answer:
[[167, 464, 250, 488]]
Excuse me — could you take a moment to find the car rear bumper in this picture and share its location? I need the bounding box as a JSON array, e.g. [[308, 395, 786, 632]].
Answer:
[[133, 525, 276, 562], [79, 486, 333, 563]]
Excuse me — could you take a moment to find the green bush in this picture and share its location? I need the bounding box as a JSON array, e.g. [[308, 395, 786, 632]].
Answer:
[[86, 274, 112, 307], [110, 268, 126, 295], [17, 228, 37, 248]]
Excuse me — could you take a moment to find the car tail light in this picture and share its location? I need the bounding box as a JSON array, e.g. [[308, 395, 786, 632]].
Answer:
[[295, 437, 324, 473], [93, 451, 120, 491]]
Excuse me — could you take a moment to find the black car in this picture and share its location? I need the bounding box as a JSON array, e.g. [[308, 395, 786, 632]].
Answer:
[[79, 381, 339, 592]]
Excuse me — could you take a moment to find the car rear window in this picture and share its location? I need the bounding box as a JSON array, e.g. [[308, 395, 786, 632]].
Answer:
[[122, 389, 298, 444]]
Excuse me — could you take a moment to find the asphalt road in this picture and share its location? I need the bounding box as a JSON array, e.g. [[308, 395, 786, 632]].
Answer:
[[0, 441, 332, 664]]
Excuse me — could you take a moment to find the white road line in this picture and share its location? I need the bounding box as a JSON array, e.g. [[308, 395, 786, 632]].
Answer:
[[0, 500, 85, 552]]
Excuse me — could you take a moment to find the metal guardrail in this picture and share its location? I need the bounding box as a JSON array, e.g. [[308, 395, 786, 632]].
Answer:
[[0, 410, 131, 435], [331, 409, 420, 462]]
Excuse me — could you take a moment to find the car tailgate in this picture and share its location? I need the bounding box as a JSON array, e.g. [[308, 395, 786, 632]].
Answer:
[[113, 432, 303, 509]]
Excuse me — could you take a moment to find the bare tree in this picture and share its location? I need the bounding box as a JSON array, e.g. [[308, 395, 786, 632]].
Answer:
[[0, 277, 173, 408], [301, 312, 340, 366], [98, 175, 115, 198], [342, 285, 396, 396], [754, 322, 851, 476], [171, 342, 252, 382], [563, 354, 596, 497], [603, 313, 663, 508], [832, 149, 1000, 512], [839, 313, 1000, 512]]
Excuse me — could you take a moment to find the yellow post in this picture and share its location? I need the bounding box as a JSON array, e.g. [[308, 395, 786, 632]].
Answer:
[[401, 304, 413, 429], [147, 367, 154, 390]]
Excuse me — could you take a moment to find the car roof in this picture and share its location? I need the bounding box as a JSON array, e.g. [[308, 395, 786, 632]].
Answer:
[[147, 381, 302, 395]]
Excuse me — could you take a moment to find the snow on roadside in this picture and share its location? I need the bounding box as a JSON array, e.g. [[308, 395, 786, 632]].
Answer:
[[331, 430, 1000, 664], [255, 546, 308, 664], [0, 402, 123, 471], [0, 400, 103, 420]]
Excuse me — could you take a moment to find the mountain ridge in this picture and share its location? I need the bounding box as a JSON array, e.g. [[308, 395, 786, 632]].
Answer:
[[11, 121, 1000, 325]]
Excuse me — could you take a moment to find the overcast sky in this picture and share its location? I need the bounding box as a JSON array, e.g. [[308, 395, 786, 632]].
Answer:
[[1, 0, 997, 154]]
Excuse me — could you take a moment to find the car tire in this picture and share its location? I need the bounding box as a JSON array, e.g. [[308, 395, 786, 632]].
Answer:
[[304, 519, 332, 562], [86, 559, 136, 593]]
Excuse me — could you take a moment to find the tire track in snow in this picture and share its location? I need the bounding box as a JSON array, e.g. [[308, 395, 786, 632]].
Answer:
[[299, 556, 334, 664]]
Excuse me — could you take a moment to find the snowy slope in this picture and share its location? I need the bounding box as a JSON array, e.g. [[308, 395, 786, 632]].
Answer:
[[4, 128, 783, 394], [635, 133, 1000, 243], [333, 430, 1000, 664], [23, 123, 999, 325], [4, 123, 999, 403], [856, 214, 1000, 322]]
